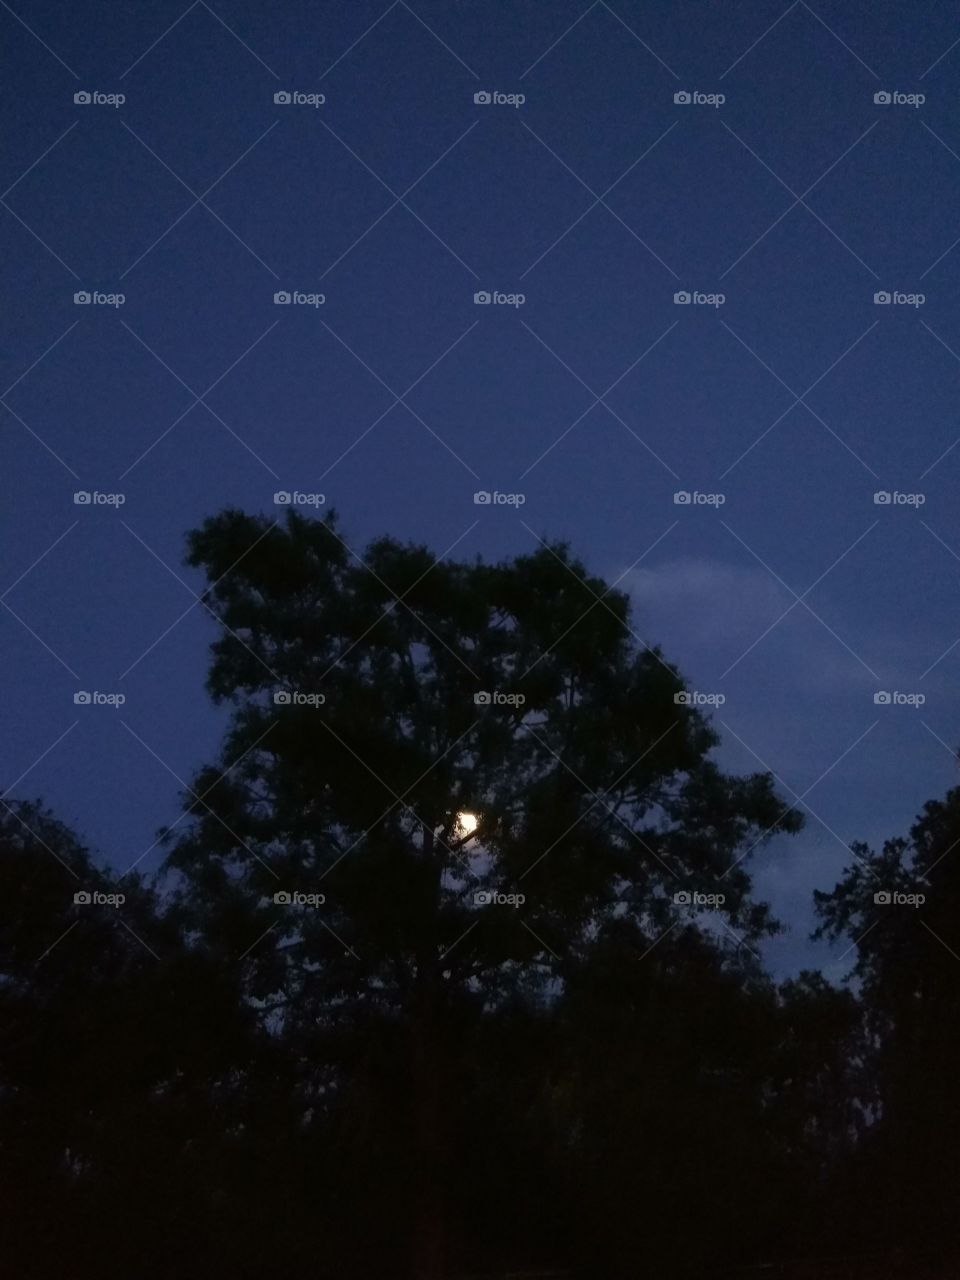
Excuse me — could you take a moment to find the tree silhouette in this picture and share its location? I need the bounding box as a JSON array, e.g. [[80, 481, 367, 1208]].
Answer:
[[816, 786, 960, 1254], [163, 507, 804, 1278]]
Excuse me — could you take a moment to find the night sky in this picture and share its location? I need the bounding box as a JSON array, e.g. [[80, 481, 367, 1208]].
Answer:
[[4, 0, 960, 978]]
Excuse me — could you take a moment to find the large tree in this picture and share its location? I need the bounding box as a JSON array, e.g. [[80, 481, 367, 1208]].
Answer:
[[815, 785, 960, 1253], [165, 507, 804, 1278]]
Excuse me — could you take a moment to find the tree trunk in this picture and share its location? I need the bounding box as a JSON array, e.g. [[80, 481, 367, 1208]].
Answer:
[[411, 823, 448, 1280], [411, 972, 447, 1280]]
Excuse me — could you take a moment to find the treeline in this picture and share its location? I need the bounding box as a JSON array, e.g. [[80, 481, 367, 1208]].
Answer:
[[1, 511, 956, 1279]]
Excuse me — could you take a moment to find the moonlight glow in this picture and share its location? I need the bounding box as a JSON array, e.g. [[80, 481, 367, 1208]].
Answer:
[[456, 811, 479, 836]]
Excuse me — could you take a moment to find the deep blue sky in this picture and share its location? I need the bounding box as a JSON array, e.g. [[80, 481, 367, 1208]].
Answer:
[[4, 0, 960, 976]]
